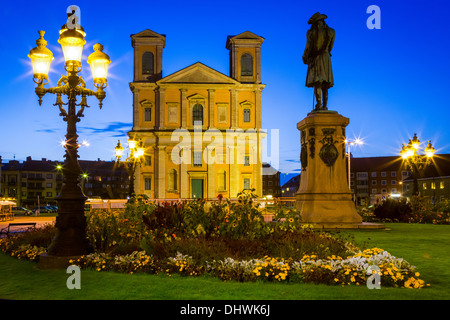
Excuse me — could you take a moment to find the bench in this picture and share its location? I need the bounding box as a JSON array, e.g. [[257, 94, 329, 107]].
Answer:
[[0, 222, 37, 236]]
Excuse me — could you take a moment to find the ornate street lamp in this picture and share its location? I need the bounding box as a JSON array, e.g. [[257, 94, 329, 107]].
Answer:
[[400, 133, 435, 195], [28, 16, 110, 259], [115, 139, 145, 197]]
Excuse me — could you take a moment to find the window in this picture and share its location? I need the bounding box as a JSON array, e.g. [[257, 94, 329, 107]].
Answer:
[[243, 178, 251, 190], [422, 183, 427, 190], [217, 105, 227, 123], [46, 183, 52, 188], [372, 188, 377, 194], [192, 104, 203, 125], [371, 172, 377, 177], [218, 170, 227, 191], [142, 52, 154, 75], [46, 174, 53, 179], [241, 53, 253, 76], [168, 169, 178, 191], [371, 180, 377, 185], [440, 181, 445, 189], [145, 156, 152, 166], [144, 108, 152, 122], [144, 177, 151, 191], [381, 180, 387, 186], [244, 155, 250, 166], [193, 151, 202, 167], [431, 182, 436, 190], [391, 180, 397, 185], [391, 171, 397, 177], [46, 192, 52, 197], [357, 172, 368, 179], [168, 104, 178, 123], [381, 172, 387, 177], [243, 108, 251, 123]]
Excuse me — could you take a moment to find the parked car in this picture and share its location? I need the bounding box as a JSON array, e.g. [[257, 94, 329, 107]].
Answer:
[[47, 206, 58, 212], [33, 206, 52, 214], [11, 207, 33, 216]]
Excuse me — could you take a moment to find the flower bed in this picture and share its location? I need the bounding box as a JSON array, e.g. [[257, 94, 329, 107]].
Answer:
[[0, 191, 428, 289]]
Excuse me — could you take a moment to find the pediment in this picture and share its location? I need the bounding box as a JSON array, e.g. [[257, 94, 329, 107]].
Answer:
[[158, 62, 239, 85], [226, 31, 264, 48], [131, 29, 166, 47]]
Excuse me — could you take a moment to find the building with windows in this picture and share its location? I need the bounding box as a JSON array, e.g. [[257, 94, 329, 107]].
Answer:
[[349, 156, 411, 205], [262, 163, 281, 197], [402, 154, 450, 204], [128, 29, 266, 199], [281, 174, 301, 198], [0, 156, 129, 208]]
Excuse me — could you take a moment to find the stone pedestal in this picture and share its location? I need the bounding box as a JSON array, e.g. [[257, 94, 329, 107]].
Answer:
[[295, 111, 369, 229]]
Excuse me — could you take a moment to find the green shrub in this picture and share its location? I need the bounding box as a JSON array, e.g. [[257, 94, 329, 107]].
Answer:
[[373, 199, 412, 222]]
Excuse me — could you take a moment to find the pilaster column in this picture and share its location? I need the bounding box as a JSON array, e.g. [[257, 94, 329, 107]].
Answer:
[[208, 89, 215, 128], [159, 88, 166, 129], [230, 89, 238, 128], [180, 89, 188, 128], [255, 88, 262, 129], [180, 146, 189, 198], [156, 145, 166, 199], [207, 146, 216, 199]]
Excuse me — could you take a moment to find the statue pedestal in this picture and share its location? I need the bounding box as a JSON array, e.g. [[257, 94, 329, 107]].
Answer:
[[295, 111, 378, 229]]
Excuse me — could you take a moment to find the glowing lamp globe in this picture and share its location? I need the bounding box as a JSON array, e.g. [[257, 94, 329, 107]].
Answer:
[[87, 44, 111, 86], [58, 26, 86, 66], [28, 31, 54, 80]]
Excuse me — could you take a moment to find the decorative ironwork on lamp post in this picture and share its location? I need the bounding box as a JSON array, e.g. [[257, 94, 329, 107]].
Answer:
[[400, 133, 435, 196], [28, 17, 110, 257], [115, 139, 145, 197]]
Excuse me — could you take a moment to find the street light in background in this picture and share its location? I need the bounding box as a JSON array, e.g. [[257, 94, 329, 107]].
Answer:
[[28, 13, 111, 263], [115, 139, 145, 197], [345, 138, 363, 190], [400, 133, 435, 195]]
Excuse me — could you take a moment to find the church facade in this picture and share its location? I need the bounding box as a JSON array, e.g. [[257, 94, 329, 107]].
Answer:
[[128, 29, 265, 199]]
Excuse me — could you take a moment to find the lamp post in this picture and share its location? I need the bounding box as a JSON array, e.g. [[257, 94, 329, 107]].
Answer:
[[400, 133, 435, 196], [345, 138, 363, 189], [28, 16, 110, 259], [115, 139, 145, 197]]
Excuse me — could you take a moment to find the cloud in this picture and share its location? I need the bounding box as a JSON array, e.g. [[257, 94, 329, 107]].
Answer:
[[35, 128, 60, 133], [284, 159, 300, 163], [79, 122, 132, 137]]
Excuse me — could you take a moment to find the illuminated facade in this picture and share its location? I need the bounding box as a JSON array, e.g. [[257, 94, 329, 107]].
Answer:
[[128, 29, 265, 199]]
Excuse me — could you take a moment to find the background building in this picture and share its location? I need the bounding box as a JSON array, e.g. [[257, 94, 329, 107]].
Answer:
[[262, 162, 281, 197], [129, 29, 266, 199], [402, 154, 450, 204], [0, 156, 129, 208], [349, 156, 411, 206], [281, 174, 300, 198]]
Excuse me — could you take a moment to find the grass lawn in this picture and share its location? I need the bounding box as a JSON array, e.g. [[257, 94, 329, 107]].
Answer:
[[0, 223, 449, 300]]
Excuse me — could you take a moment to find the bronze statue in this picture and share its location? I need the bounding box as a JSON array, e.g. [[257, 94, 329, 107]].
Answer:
[[302, 12, 335, 111]]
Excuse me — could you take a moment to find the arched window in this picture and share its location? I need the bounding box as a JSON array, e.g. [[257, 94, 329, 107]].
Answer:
[[192, 104, 203, 125], [241, 53, 253, 76], [168, 169, 178, 191], [142, 52, 154, 75]]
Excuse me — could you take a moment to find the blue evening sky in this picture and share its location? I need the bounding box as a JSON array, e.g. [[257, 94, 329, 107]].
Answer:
[[1, 0, 449, 176]]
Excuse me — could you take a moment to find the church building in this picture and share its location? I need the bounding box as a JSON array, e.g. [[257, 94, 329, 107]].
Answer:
[[128, 29, 265, 199]]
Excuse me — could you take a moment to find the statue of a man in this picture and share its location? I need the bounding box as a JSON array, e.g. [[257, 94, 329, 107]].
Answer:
[[303, 12, 335, 111]]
